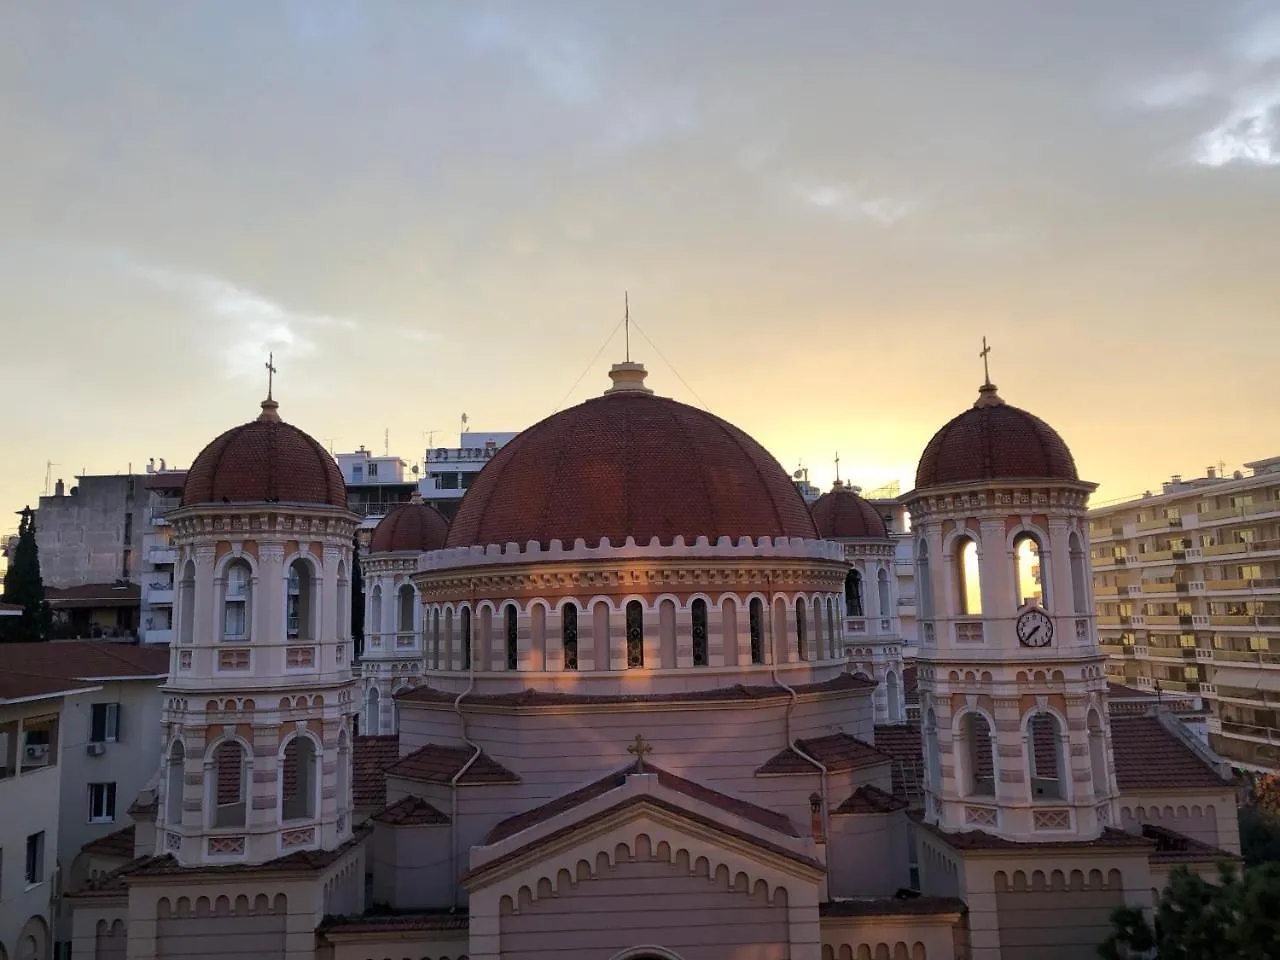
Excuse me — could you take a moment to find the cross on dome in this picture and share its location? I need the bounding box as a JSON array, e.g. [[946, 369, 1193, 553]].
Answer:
[[627, 733, 653, 772], [259, 352, 281, 422]]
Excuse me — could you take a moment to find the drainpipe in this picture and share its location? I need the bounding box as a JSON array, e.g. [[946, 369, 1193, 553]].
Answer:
[[449, 579, 482, 910], [765, 573, 831, 889]]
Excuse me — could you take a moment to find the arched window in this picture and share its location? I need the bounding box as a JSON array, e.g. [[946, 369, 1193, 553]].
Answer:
[[917, 540, 935, 619], [795, 598, 808, 660], [626, 601, 644, 668], [336, 730, 350, 820], [370, 585, 383, 641], [222, 559, 252, 641], [431, 608, 441, 668], [335, 560, 349, 642], [691, 599, 708, 666], [281, 735, 318, 821], [1088, 710, 1108, 797], [845, 570, 864, 616], [460, 606, 472, 669], [178, 560, 196, 644], [957, 538, 982, 616], [1014, 533, 1044, 608], [961, 712, 996, 796], [364, 687, 380, 735], [397, 584, 415, 635], [1029, 712, 1065, 800], [877, 568, 891, 617], [886, 670, 901, 722], [443, 608, 455, 669], [826, 599, 836, 658], [505, 604, 518, 670], [211, 740, 247, 828], [811, 597, 824, 659], [166, 740, 184, 826], [1070, 532, 1090, 614], [561, 603, 579, 671], [749, 598, 764, 665], [925, 708, 942, 793], [287, 559, 315, 640]]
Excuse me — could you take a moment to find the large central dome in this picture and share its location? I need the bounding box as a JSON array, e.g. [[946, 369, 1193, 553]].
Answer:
[[445, 363, 817, 549]]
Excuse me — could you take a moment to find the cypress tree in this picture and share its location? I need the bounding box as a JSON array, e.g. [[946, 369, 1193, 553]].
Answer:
[[1, 506, 52, 642]]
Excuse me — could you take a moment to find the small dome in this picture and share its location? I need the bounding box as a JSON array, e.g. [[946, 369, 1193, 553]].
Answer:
[[811, 484, 888, 539], [370, 497, 450, 553], [181, 399, 347, 508], [915, 383, 1078, 489], [445, 363, 817, 549]]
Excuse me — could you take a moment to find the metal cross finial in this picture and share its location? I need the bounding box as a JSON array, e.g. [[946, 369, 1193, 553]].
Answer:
[[624, 291, 630, 363], [265, 352, 277, 401], [627, 733, 653, 772], [979, 336, 992, 387], [834, 452, 841, 485]]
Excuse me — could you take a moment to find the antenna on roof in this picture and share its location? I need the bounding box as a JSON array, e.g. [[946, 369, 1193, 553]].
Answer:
[[384, 428, 389, 457]]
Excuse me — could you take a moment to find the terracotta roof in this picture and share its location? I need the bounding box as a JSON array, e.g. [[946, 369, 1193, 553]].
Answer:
[[0, 641, 169, 702], [1109, 714, 1230, 791], [128, 794, 159, 818], [353, 734, 400, 809], [811, 486, 888, 540], [1108, 682, 1153, 699], [915, 384, 1078, 489], [1142, 824, 1241, 863], [82, 825, 136, 858], [117, 824, 371, 880], [400, 670, 874, 709], [911, 813, 1153, 852], [873, 723, 925, 808], [833, 785, 909, 815], [144, 471, 187, 491], [45, 583, 140, 608], [386, 743, 519, 786], [181, 401, 347, 509], [319, 910, 469, 934], [820, 895, 967, 918], [444, 387, 817, 549], [485, 763, 797, 845], [369, 498, 450, 553], [0, 670, 98, 703], [756, 733, 892, 776], [371, 795, 450, 826]]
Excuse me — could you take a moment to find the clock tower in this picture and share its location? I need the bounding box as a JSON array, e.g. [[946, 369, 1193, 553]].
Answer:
[[905, 376, 1118, 843]]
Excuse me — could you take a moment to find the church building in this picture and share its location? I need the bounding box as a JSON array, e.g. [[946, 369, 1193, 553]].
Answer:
[[69, 358, 1242, 960]]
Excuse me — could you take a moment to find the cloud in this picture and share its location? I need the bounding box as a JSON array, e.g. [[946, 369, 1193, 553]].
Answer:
[[788, 179, 918, 226], [1193, 83, 1280, 167], [1130, 70, 1215, 109]]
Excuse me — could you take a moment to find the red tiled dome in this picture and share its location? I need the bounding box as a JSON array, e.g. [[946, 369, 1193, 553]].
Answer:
[[181, 400, 347, 508], [915, 383, 1078, 489], [445, 370, 817, 549], [370, 498, 449, 553], [811, 485, 888, 539]]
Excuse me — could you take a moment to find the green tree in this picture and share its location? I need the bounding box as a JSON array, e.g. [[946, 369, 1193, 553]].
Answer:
[[1099, 863, 1280, 959], [0, 506, 51, 642], [350, 532, 365, 659]]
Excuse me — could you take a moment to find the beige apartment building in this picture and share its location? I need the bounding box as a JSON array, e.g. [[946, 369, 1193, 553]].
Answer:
[[1089, 456, 1280, 771]]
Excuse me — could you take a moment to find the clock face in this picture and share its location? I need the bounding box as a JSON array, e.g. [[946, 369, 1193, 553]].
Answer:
[[1017, 608, 1054, 648]]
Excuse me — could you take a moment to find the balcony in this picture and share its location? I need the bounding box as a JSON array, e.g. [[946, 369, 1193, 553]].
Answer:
[[1142, 582, 1177, 594], [1145, 615, 1181, 626], [148, 546, 178, 566], [1095, 584, 1119, 596], [1141, 550, 1176, 563], [144, 628, 174, 645], [1138, 517, 1179, 532], [1220, 720, 1280, 745], [1204, 542, 1247, 557], [1097, 615, 1122, 626], [1100, 642, 1126, 655], [1205, 578, 1251, 592], [147, 585, 174, 605], [1210, 615, 1256, 627]]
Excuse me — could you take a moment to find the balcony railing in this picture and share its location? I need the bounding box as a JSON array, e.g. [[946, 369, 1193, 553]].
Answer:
[[1220, 720, 1280, 745]]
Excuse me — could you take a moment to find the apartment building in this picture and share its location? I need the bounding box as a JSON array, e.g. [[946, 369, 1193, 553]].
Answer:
[[1089, 456, 1280, 771]]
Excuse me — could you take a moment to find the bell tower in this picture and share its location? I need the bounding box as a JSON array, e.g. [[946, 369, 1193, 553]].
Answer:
[[906, 377, 1117, 842]]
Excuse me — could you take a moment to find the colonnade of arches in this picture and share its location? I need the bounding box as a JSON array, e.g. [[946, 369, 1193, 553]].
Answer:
[[842, 566, 893, 619]]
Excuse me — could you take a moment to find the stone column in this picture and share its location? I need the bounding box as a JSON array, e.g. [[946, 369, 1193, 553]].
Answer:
[[675, 605, 693, 668], [257, 543, 286, 646], [545, 607, 564, 671], [193, 544, 217, 646], [321, 545, 340, 644]]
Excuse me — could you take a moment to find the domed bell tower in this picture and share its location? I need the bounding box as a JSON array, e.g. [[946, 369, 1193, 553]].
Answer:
[[906, 368, 1117, 843]]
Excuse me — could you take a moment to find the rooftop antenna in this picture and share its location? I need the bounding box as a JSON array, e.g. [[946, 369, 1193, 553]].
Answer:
[[422, 429, 440, 449], [979, 336, 992, 387], [44, 461, 60, 496], [624, 291, 631, 362], [461, 412, 469, 435], [322, 438, 337, 455], [384, 428, 389, 457], [1218, 460, 1227, 476]]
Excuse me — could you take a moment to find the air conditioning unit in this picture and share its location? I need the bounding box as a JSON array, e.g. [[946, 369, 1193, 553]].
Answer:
[[25, 744, 49, 761], [86, 743, 106, 757]]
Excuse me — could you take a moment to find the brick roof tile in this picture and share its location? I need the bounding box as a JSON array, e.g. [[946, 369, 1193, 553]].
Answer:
[[386, 743, 519, 786], [811, 486, 888, 540], [1109, 714, 1230, 791], [370, 500, 450, 553], [371, 795, 450, 826], [833, 784, 909, 815], [756, 733, 892, 775], [353, 734, 400, 809]]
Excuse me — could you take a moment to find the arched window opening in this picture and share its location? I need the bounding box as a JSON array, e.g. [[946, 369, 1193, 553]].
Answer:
[[505, 604, 518, 671], [211, 741, 247, 828], [364, 687, 380, 736], [957, 538, 982, 616], [795, 598, 808, 660], [811, 597, 824, 659], [917, 540, 935, 619], [845, 570, 864, 616], [443, 608, 455, 669], [397, 584, 415, 635], [287, 559, 315, 640], [370, 585, 383, 641], [826, 599, 836, 658], [877, 568, 891, 617], [626, 601, 644, 668], [1088, 710, 1108, 797], [1029, 712, 1065, 800], [335, 560, 348, 642], [886, 671, 901, 723], [561, 603, 579, 670], [166, 741, 184, 826], [178, 560, 196, 644], [962, 713, 996, 796], [223, 560, 251, 641], [925, 709, 942, 794], [1070, 532, 1090, 614], [336, 731, 350, 817], [431, 608, 440, 668], [1014, 534, 1044, 608], [691, 599, 708, 666], [460, 606, 472, 669], [749, 598, 764, 665], [281, 736, 318, 821]]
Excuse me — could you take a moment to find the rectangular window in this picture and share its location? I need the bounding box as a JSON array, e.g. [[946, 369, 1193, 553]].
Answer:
[[88, 783, 117, 823], [367, 462, 379, 477], [90, 703, 120, 743], [25, 831, 44, 885], [21, 715, 58, 771], [352, 464, 363, 482]]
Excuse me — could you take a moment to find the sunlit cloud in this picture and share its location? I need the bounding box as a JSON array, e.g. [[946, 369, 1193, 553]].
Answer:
[[1129, 70, 1215, 110], [1193, 84, 1280, 167], [789, 179, 917, 226]]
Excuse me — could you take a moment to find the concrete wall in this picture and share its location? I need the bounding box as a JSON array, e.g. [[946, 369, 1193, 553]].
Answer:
[[497, 846, 789, 960], [1117, 790, 1240, 854], [37, 476, 140, 588], [367, 823, 452, 911], [993, 867, 1126, 960], [827, 813, 911, 897], [156, 894, 287, 960]]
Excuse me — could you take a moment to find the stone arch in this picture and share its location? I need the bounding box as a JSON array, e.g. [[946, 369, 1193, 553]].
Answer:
[[952, 532, 982, 616], [955, 708, 997, 797], [607, 948, 688, 960], [278, 729, 322, 822], [205, 735, 251, 828], [1024, 707, 1069, 801], [15, 915, 48, 960]]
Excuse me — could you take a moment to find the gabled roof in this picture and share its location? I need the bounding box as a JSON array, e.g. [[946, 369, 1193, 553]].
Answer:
[[353, 734, 400, 809], [81, 825, 137, 859], [485, 763, 797, 846], [833, 785, 909, 815], [386, 743, 519, 786], [44, 583, 141, 608], [1109, 714, 1230, 791], [2, 640, 168, 681], [756, 733, 892, 775], [372, 795, 450, 826]]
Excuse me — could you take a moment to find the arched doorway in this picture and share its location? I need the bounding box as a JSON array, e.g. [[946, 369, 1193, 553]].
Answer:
[[16, 915, 49, 960]]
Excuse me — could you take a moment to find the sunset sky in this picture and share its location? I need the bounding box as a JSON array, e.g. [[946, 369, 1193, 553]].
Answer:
[[3, 1, 1279, 537]]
